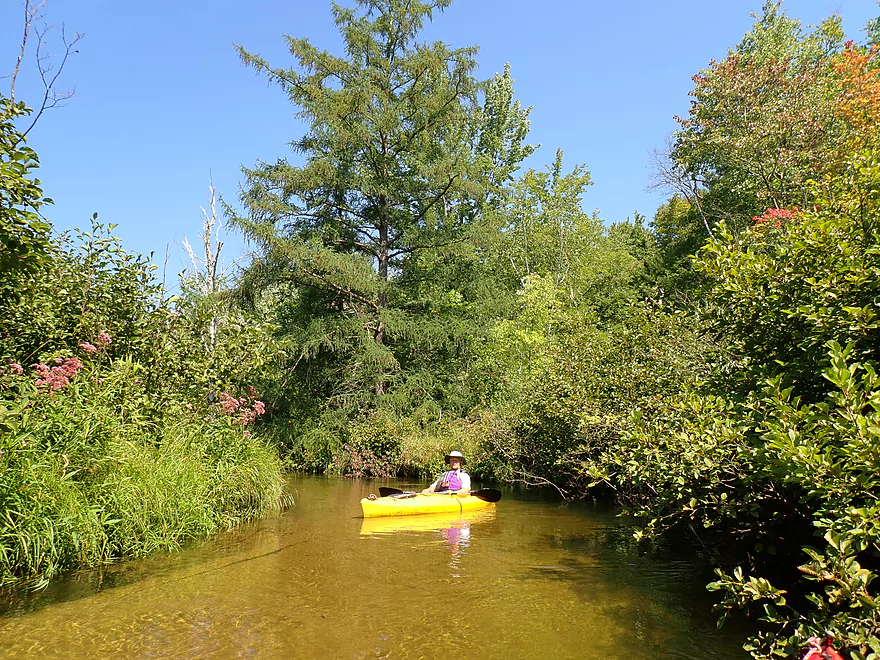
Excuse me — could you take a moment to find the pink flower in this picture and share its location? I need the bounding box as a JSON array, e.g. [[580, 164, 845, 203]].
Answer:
[[33, 357, 84, 393], [246, 385, 258, 398], [60, 357, 83, 377], [79, 342, 98, 354], [96, 332, 111, 347], [218, 392, 240, 415], [217, 391, 267, 426], [8, 362, 23, 375]]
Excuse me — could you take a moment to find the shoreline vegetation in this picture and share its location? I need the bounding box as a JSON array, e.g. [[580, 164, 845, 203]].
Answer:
[[2, 1, 880, 657]]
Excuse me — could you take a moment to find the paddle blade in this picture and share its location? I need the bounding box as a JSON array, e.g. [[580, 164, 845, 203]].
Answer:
[[378, 487, 404, 498], [379, 486, 416, 497], [472, 488, 502, 503]]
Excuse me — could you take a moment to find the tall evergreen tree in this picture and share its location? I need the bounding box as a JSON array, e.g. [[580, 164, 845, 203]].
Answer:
[[232, 0, 533, 417]]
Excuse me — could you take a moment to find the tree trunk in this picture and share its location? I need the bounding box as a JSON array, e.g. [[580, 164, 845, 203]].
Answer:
[[375, 194, 389, 395]]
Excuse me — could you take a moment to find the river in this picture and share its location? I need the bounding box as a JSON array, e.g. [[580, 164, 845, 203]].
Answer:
[[0, 475, 747, 658]]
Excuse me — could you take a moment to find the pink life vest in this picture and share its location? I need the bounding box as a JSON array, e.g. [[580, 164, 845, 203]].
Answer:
[[439, 470, 463, 491]]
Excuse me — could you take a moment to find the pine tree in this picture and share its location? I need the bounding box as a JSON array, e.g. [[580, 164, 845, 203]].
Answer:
[[233, 0, 533, 411]]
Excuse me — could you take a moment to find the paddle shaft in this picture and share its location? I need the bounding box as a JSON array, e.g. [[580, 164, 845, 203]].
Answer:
[[377, 486, 501, 502]]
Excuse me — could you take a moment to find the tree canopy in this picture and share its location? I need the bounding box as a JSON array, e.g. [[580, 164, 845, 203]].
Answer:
[[232, 0, 533, 421]]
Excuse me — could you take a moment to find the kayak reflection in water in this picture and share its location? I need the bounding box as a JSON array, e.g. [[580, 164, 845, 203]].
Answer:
[[443, 523, 471, 552], [443, 521, 471, 573], [422, 450, 471, 494]]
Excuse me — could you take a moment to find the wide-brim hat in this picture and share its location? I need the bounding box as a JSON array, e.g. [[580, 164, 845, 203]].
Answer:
[[444, 450, 466, 465]]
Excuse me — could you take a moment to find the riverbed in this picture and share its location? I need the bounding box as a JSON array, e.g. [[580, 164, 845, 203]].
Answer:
[[0, 475, 747, 658]]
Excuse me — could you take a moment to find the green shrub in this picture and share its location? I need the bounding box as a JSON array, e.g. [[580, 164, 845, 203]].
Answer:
[[583, 153, 880, 659], [0, 333, 283, 588]]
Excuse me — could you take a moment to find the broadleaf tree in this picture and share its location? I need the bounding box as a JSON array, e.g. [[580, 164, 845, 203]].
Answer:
[[0, 99, 52, 306]]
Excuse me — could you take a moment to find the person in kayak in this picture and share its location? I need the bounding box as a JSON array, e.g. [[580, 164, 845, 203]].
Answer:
[[423, 451, 471, 494]]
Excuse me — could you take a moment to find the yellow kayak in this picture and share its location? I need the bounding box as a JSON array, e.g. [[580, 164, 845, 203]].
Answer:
[[360, 508, 496, 535], [360, 491, 497, 518]]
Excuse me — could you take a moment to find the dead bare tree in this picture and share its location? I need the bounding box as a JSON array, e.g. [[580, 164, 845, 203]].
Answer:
[[181, 177, 241, 354], [649, 142, 715, 240], [4, 0, 83, 141], [182, 179, 224, 297]]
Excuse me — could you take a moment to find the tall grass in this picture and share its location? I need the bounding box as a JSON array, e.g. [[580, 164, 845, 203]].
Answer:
[[0, 359, 284, 589]]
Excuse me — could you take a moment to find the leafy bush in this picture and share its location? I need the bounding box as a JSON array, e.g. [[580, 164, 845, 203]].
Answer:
[[474, 272, 713, 493], [0, 122, 284, 587], [0, 99, 52, 304], [317, 408, 491, 481], [583, 153, 880, 658]]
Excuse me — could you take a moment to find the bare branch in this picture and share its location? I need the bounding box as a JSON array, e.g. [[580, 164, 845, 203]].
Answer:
[[649, 143, 715, 240], [180, 175, 245, 297], [180, 176, 246, 355], [8, 0, 45, 103], [21, 22, 83, 139]]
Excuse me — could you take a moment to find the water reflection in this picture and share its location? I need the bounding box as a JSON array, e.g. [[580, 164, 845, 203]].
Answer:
[[442, 522, 470, 569], [0, 476, 746, 659], [360, 509, 494, 575]]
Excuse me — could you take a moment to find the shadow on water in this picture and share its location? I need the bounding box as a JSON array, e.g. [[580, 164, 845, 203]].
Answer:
[[0, 475, 748, 659], [0, 489, 304, 620]]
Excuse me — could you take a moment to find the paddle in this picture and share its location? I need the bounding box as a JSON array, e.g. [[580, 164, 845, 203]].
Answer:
[[378, 486, 502, 502]]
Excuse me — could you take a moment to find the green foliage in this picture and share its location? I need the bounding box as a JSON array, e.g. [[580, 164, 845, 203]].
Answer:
[[167, 276, 281, 403], [582, 153, 880, 658], [231, 0, 535, 455], [0, 128, 283, 587], [736, 2, 844, 63], [868, 4, 880, 48], [697, 152, 880, 402], [475, 272, 712, 491], [672, 46, 839, 229], [650, 195, 706, 298], [657, 1, 878, 295], [0, 99, 51, 303], [325, 409, 490, 479], [0, 217, 165, 366], [605, 214, 664, 301], [479, 151, 651, 321], [0, 353, 283, 588], [486, 149, 598, 291]]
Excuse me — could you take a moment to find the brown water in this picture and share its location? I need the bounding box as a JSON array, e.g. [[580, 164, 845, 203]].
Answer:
[[0, 476, 747, 659]]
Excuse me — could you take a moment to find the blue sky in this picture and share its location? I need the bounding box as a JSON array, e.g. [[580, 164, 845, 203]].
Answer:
[[2, 0, 877, 279]]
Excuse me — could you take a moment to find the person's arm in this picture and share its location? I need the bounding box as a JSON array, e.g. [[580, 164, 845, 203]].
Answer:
[[422, 475, 442, 493], [459, 471, 471, 493]]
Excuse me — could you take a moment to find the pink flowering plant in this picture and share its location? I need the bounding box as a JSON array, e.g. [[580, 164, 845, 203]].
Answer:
[[217, 388, 267, 427], [34, 357, 84, 393], [0, 186, 283, 589]]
